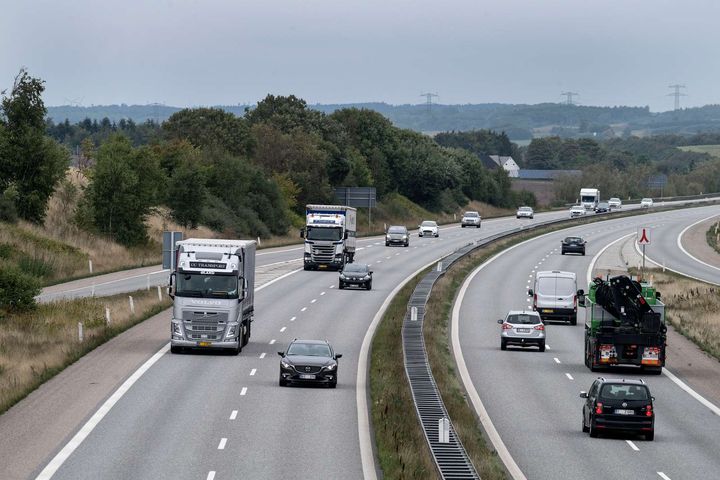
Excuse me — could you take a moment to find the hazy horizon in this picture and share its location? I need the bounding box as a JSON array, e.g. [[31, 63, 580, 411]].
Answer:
[[3, 0, 718, 112]]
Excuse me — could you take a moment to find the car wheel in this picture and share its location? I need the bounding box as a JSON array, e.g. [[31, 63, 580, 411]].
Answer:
[[170, 345, 183, 354], [385, 242, 389, 246], [538, 341, 546, 352], [462, 225, 465, 228], [303, 264, 311, 271], [279, 375, 287, 387], [582, 250, 586, 256], [570, 315, 577, 326], [477, 224, 481, 228], [589, 418, 599, 438], [405, 242, 409, 247], [645, 430, 654, 441], [339, 282, 344, 290], [329, 381, 337, 389], [366, 281, 372, 291], [500, 339, 507, 351], [561, 250, 565, 255], [582, 414, 589, 433]]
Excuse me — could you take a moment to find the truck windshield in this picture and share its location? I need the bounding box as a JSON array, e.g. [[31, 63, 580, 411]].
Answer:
[[581, 196, 596, 202], [306, 226, 342, 241], [176, 273, 239, 299]]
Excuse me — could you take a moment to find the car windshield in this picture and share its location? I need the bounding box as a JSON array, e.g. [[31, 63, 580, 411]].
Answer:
[[610, 198, 620, 202], [599, 384, 649, 400], [343, 264, 368, 273], [388, 226, 406, 234], [565, 237, 582, 243], [306, 226, 342, 241], [538, 276, 575, 295], [464, 212, 479, 217], [421, 221, 437, 227], [519, 207, 532, 212], [176, 272, 238, 299], [287, 343, 332, 357], [506, 314, 541, 325], [642, 198, 652, 202], [598, 203, 609, 208]]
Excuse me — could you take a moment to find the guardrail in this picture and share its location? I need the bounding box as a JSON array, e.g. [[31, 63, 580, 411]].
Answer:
[[400, 196, 720, 479]]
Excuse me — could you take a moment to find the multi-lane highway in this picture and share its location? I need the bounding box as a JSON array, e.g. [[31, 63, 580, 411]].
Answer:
[[12, 200, 718, 480], [454, 204, 720, 480]]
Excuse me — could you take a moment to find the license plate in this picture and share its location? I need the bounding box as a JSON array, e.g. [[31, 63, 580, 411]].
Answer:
[[542, 309, 553, 313], [319, 265, 327, 269], [198, 341, 212, 347], [516, 328, 530, 333], [299, 374, 315, 380], [614, 409, 634, 415]]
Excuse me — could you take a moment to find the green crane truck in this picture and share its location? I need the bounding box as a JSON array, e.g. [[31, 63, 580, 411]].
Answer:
[[581, 275, 666, 374]]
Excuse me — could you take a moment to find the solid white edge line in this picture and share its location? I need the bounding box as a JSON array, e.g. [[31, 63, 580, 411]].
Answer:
[[357, 256, 454, 480], [657, 472, 672, 480], [626, 440, 639, 451], [677, 213, 720, 272], [633, 240, 720, 286], [588, 231, 720, 418], [35, 343, 171, 480]]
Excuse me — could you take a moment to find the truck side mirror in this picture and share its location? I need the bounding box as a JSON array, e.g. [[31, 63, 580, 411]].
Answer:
[[577, 289, 584, 296], [344, 231, 348, 239], [527, 289, 534, 297], [578, 296, 586, 307], [300, 228, 305, 239], [655, 292, 661, 299], [239, 276, 247, 301], [168, 272, 176, 299]]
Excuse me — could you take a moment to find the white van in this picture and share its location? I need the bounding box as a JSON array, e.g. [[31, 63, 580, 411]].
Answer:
[[528, 270, 582, 325]]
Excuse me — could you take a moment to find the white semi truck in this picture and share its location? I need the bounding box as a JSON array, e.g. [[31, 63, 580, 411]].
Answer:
[[301, 204, 357, 270], [580, 188, 600, 210], [169, 239, 256, 355]]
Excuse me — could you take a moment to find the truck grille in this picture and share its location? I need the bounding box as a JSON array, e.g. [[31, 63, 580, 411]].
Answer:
[[311, 245, 335, 263], [181, 310, 229, 340]]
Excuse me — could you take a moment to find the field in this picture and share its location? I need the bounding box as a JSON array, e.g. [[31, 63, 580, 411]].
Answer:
[[0, 288, 171, 414], [678, 144, 720, 159]]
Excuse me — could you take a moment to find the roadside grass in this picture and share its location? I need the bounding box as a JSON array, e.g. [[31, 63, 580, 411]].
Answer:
[[634, 268, 720, 360], [371, 274, 437, 479], [707, 220, 720, 255], [0, 288, 171, 414]]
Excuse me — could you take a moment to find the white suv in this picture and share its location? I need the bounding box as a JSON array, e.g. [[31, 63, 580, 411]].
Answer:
[[608, 197, 622, 209], [640, 198, 653, 208], [461, 211, 481, 228]]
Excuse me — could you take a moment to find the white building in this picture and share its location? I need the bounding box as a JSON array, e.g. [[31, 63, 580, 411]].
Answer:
[[490, 155, 520, 178]]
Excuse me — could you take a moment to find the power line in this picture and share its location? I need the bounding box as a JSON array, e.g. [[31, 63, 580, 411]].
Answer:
[[667, 84, 687, 110], [420, 92, 438, 112], [560, 91, 579, 105]]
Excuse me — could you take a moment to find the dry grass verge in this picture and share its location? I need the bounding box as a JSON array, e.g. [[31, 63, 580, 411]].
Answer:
[[370, 275, 437, 479], [0, 288, 171, 414], [707, 220, 720, 255], [636, 268, 720, 360]]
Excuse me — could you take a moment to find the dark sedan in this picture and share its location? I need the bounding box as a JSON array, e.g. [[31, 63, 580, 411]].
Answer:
[[594, 202, 610, 213], [561, 236, 586, 255], [339, 263, 373, 290], [278, 339, 342, 388], [385, 225, 409, 247]]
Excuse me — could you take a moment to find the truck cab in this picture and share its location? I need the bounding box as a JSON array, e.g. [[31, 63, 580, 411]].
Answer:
[[580, 188, 600, 210], [169, 239, 256, 355]]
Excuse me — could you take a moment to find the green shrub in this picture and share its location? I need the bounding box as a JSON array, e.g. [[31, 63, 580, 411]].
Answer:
[[17, 254, 55, 279], [0, 265, 41, 312]]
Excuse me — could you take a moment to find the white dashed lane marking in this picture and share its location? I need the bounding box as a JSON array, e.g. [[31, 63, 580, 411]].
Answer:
[[626, 440, 639, 451], [280, 327, 286, 332], [657, 473, 672, 480], [250, 369, 257, 376], [269, 339, 276, 345], [311, 299, 317, 303], [218, 438, 227, 450], [229, 410, 238, 420], [554, 358, 561, 364], [207, 471, 216, 480], [320, 292, 326, 296], [240, 387, 247, 396], [259, 352, 266, 359], [301, 307, 307, 312], [565, 373, 574, 380], [290, 317, 296, 322]]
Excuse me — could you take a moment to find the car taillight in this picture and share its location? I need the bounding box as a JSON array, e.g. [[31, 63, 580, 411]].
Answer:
[[645, 405, 653, 417], [502, 323, 513, 330], [573, 295, 577, 308], [533, 324, 544, 331], [595, 403, 603, 414]]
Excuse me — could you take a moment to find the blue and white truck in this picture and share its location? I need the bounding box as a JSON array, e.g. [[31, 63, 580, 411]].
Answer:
[[301, 204, 357, 270]]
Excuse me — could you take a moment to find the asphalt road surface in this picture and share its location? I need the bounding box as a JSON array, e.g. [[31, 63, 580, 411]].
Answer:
[[456, 204, 720, 480]]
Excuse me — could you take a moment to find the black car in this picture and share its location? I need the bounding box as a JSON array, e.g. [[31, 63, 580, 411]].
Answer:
[[561, 236, 586, 255], [594, 202, 610, 213], [385, 225, 409, 247], [339, 263, 373, 290], [580, 378, 654, 440], [278, 339, 342, 388]]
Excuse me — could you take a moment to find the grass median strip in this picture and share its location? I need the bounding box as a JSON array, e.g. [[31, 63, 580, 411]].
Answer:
[[0, 288, 171, 414], [707, 220, 720, 255]]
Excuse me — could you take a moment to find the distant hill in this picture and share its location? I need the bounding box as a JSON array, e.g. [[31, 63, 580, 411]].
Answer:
[[47, 102, 720, 139]]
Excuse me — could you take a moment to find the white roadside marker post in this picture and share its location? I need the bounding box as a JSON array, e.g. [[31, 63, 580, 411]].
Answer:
[[157, 285, 163, 301], [129, 296, 135, 315], [105, 307, 111, 325], [78, 322, 84, 342], [88, 259, 93, 273], [146, 275, 150, 291]]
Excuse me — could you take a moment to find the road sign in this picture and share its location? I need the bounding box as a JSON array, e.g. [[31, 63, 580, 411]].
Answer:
[[333, 187, 376, 208], [637, 227, 651, 245]]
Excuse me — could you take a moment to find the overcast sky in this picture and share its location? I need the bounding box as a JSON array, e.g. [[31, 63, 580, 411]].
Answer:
[[1, 0, 718, 111]]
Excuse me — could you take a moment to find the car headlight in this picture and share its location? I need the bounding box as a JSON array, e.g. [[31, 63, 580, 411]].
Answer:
[[363, 275, 371, 280], [402, 235, 408, 239], [324, 363, 337, 371], [340, 274, 346, 279], [281, 359, 293, 369]]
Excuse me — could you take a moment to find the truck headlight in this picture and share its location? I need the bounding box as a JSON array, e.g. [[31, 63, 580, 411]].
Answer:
[[171, 321, 183, 338], [225, 324, 238, 339], [402, 235, 408, 239]]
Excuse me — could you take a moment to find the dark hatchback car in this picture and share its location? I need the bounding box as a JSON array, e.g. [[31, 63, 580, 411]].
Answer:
[[385, 225, 409, 247], [339, 263, 373, 290], [278, 339, 342, 388], [580, 378, 655, 440], [561, 236, 586, 255]]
